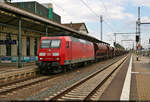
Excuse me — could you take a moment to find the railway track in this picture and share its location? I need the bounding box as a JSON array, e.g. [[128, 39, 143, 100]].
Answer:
[[0, 76, 52, 95], [0, 55, 128, 100], [0, 67, 78, 96], [46, 55, 128, 101]]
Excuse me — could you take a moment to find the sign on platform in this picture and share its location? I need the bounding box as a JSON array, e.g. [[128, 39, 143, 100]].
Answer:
[[0, 40, 16, 45]]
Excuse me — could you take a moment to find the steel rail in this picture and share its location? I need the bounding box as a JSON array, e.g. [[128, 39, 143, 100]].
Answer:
[[49, 54, 128, 101], [0, 76, 52, 95], [84, 55, 127, 100]]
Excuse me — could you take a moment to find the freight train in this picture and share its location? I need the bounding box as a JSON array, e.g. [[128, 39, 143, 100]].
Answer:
[[37, 36, 127, 74]]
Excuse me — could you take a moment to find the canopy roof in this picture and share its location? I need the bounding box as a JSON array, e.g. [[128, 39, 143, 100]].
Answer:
[[0, 2, 109, 45]]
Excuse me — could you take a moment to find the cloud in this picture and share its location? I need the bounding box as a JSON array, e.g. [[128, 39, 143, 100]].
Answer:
[[129, 0, 150, 7], [141, 16, 150, 22], [12, 0, 149, 49], [12, 0, 135, 24]]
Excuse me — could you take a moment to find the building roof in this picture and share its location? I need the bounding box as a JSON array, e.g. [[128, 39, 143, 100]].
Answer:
[[62, 23, 89, 33], [0, 2, 109, 45]]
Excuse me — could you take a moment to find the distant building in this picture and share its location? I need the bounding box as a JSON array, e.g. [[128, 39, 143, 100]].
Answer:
[[0, 0, 11, 2], [12, 1, 61, 23], [62, 23, 89, 35]]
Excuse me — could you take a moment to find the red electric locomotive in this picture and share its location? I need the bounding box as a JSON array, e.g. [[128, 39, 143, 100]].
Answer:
[[37, 36, 95, 73]]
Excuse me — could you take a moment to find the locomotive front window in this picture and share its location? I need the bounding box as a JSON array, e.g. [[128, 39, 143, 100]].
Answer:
[[51, 40, 61, 48], [40, 40, 51, 48], [40, 39, 61, 48]]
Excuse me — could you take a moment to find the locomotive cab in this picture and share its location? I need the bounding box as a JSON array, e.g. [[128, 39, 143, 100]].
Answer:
[[38, 37, 65, 73], [39, 39, 61, 64], [38, 37, 69, 72]]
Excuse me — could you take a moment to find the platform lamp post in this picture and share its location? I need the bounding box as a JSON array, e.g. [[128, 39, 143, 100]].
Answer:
[[18, 17, 22, 68]]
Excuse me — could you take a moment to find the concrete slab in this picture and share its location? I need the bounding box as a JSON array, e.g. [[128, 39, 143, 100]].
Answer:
[[100, 54, 131, 100], [0, 62, 36, 74], [130, 54, 150, 100]]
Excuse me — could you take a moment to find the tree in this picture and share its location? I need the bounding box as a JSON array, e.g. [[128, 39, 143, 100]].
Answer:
[[114, 43, 125, 50]]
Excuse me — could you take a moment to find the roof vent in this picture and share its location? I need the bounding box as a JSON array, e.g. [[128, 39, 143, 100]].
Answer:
[[42, 3, 53, 9]]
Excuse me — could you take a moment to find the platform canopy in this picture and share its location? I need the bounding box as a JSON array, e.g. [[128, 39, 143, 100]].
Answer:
[[0, 2, 109, 45]]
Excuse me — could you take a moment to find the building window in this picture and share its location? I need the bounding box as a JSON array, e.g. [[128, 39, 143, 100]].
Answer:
[[34, 38, 37, 56], [6, 34, 11, 56], [20, 3, 24, 8], [26, 37, 30, 56]]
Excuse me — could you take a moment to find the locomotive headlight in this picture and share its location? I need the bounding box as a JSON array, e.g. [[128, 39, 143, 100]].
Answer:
[[40, 58, 43, 60], [56, 58, 60, 60], [52, 53, 59, 56], [39, 53, 46, 56]]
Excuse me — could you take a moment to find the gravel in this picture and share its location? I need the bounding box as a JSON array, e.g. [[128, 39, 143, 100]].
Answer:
[[26, 56, 124, 100], [0, 56, 124, 100]]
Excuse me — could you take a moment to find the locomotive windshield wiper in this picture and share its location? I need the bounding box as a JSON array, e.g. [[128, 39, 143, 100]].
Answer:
[[49, 40, 52, 48]]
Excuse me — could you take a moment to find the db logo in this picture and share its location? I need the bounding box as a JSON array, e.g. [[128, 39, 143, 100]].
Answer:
[[47, 53, 51, 56], [48, 49, 51, 51]]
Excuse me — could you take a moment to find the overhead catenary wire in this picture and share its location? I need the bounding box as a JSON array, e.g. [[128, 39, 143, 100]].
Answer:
[[81, 0, 116, 33], [80, 0, 116, 33], [80, 0, 99, 17], [49, 0, 116, 33], [103, 21, 115, 32], [50, 0, 92, 23], [97, 0, 118, 32], [97, 0, 135, 46], [49, 0, 75, 22], [12, 0, 116, 33]]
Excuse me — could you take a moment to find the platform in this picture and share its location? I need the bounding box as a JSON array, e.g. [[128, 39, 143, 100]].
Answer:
[[0, 62, 37, 73], [0, 65, 37, 73], [0, 63, 38, 84], [99, 54, 150, 101], [130, 54, 150, 100]]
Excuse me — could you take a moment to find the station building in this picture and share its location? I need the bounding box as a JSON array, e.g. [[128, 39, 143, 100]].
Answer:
[[0, 1, 90, 66], [0, 1, 61, 64], [0, 25, 41, 63]]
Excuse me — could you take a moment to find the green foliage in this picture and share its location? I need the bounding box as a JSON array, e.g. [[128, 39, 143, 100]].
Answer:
[[114, 43, 125, 50]]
